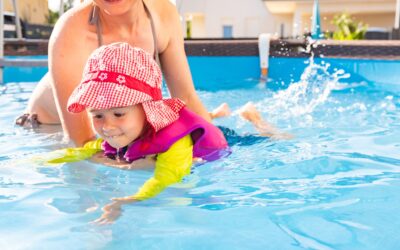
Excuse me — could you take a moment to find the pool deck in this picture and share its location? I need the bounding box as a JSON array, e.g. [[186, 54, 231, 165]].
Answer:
[[4, 38, 400, 60], [4, 39, 48, 56]]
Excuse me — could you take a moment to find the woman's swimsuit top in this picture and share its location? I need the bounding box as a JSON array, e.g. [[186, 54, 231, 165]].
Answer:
[[88, 0, 161, 65]]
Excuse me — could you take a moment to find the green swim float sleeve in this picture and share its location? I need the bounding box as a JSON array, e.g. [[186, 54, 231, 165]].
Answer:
[[46, 138, 104, 164]]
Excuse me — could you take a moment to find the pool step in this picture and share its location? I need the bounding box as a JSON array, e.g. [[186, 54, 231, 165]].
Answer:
[[0, 58, 48, 67], [0, 58, 48, 84]]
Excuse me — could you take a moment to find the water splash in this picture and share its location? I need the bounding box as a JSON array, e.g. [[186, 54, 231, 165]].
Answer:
[[262, 58, 349, 118]]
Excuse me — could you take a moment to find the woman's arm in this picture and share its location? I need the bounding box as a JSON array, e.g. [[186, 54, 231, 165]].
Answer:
[[157, 1, 212, 122], [48, 7, 97, 146]]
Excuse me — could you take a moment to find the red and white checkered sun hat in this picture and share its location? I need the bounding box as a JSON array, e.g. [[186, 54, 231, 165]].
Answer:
[[67, 42, 185, 132]]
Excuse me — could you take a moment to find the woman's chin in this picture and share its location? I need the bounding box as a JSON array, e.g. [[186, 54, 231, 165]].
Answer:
[[96, 0, 133, 15]]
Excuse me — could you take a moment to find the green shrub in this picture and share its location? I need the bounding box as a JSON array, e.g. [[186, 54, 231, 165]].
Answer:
[[46, 0, 74, 25], [331, 13, 368, 40]]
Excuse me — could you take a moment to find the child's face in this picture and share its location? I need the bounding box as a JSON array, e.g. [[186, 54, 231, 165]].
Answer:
[[88, 104, 146, 149]]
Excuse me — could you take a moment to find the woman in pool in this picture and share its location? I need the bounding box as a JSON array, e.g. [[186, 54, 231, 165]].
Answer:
[[63, 42, 228, 224], [16, 0, 210, 147]]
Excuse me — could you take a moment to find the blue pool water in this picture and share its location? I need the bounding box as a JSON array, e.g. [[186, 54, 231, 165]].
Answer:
[[0, 56, 399, 249]]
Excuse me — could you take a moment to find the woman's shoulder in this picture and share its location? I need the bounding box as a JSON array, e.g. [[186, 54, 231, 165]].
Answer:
[[49, 3, 98, 53], [147, 0, 179, 23], [50, 3, 95, 44], [48, 3, 98, 77], [145, 0, 182, 52]]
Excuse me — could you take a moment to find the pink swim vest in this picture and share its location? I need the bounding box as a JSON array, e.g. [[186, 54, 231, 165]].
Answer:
[[102, 107, 230, 162]]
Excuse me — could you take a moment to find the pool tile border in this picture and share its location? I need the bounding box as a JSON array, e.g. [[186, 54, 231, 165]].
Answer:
[[184, 39, 400, 60], [4, 39, 400, 60]]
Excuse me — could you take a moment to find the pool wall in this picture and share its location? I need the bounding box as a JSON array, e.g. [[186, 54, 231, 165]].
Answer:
[[188, 57, 400, 90], [3, 39, 400, 88], [4, 55, 400, 92]]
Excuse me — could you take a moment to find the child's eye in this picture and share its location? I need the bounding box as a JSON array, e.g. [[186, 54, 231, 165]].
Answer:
[[93, 114, 103, 119], [114, 112, 125, 118]]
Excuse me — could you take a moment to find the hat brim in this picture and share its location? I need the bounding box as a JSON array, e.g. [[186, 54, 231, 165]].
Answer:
[[142, 98, 186, 132]]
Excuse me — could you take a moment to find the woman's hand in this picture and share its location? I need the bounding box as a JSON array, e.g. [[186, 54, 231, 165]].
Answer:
[[93, 197, 138, 225], [91, 152, 156, 170]]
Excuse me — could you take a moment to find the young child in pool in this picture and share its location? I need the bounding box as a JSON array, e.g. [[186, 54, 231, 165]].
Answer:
[[63, 42, 229, 224], [54, 42, 289, 224]]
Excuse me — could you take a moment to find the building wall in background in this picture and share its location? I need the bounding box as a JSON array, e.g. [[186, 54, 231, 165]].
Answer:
[[264, 0, 396, 37], [4, 0, 393, 37], [178, 0, 398, 38], [4, 0, 49, 25], [301, 13, 395, 34], [176, 0, 281, 38]]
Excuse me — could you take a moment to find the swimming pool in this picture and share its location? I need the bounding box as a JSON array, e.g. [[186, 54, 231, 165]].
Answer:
[[0, 56, 399, 249]]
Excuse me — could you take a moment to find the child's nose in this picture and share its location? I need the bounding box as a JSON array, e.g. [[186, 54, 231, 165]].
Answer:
[[102, 119, 116, 133]]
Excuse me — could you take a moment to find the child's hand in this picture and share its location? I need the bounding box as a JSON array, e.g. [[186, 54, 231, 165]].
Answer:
[[93, 197, 137, 225]]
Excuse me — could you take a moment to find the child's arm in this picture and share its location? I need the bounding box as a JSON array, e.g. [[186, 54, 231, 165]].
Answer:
[[131, 135, 193, 200], [45, 138, 157, 170], [94, 135, 194, 225], [45, 138, 103, 164]]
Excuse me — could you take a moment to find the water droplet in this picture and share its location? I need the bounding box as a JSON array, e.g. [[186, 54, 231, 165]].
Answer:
[[116, 148, 120, 163]]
